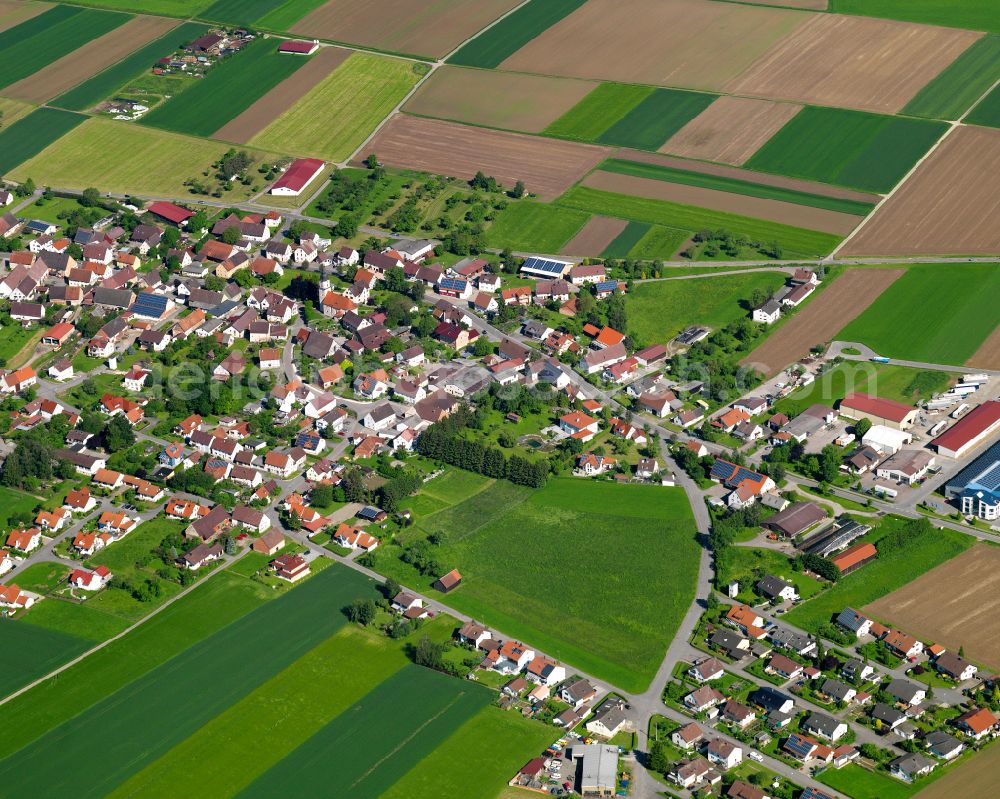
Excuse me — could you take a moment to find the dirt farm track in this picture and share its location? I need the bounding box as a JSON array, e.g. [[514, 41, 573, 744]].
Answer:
[[741, 268, 904, 376], [865, 545, 1000, 671], [359, 115, 611, 200]]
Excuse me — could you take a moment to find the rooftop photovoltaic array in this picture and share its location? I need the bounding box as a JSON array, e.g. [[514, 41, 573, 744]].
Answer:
[[521, 256, 570, 275]]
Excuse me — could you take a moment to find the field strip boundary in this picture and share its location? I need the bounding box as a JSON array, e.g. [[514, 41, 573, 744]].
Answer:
[[832, 74, 1000, 258]]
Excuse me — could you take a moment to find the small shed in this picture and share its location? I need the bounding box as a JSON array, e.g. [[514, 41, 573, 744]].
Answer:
[[434, 568, 462, 593]]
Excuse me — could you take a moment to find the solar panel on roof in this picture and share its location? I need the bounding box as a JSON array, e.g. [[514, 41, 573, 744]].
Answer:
[[522, 257, 569, 275]]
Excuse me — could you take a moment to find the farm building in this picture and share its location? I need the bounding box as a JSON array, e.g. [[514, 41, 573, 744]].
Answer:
[[839, 393, 918, 430], [520, 256, 571, 279], [278, 40, 319, 55], [933, 401, 1000, 458], [270, 158, 325, 196], [831, 543, 877, 575], [147, 201, 193, 226], [761, 502, 826, 538]]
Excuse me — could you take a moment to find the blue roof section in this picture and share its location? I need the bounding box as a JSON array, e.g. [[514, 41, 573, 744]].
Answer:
[[521, 256, 571, 275], [132, 292, 169, 318], [709, 459, 767, 488], [438, 278, 467, 291], [784, 733, 815, 758], [946, 439, 1000, 496], [594, 280, 618, 292]]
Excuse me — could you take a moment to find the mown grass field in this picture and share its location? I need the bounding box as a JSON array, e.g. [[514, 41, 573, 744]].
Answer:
[[371, 478, 700, 692], [626, 271, 786, 343], [249, 52, 421, 161], [0, 566, 376, 798], [486, 200, 589, 253], [627, 226, 692, 260], [836, 264, 1000, 364], [255, 0, 328, 30], [0, 569, 274, 760], [10, 118, 272, 200], [830, 0, 1000, 34], [48, 0, 211, 14], [52, 21, 209, 111], [0, 107, 86, 174], [239, 666, 494, 797], [965, 82, 1000, 128], [784, 519, 972, 633], [0, 5, 129, 89], [602, 220, 650, 258], [596, 88, 716, 150], [140, 36, 306, 136], [448, 0, 587, 68], [772, 362, 953, 418], [903, 35, 1000, 120], [0, 621, 92, 698], [746, 107, 947, 193], [818, 762, 918, 799], [0, 97, 35, 128], [557, 186, 842, 258], [544, 82, 652, 142], [107, 619, 450, 797], [601, 159, 875, 216], [201, 0, 286, 25]]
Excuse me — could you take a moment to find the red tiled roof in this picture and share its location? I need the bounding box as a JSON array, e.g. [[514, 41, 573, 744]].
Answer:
[[840, 393, 914, 423]]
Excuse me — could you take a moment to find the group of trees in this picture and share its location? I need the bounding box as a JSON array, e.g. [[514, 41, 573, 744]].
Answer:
[[681, 229, 783, 260], [417, 419, 548, 488]]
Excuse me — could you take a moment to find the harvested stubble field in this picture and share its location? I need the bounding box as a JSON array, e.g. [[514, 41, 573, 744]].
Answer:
[[560, 215, 628, 257], [913, 744, 1000, 799], [404, 66, 597, 134], [0, 0, 48, 33], [661, 95, 802, 165], [582, 170, 861, 235], [362, 115, 611, 200], [214, 45, 350, 142], [741, 267, 905, 376], [726, 14, 981, 114], [865, 545, 1000, 670], [841, 126, 1000, 256], [292, 0, 520, 59], [501, 0, 807, 92], [3, 15, 177, 104], [969, 326, 1000, 369], [249, 53, 420, 161]]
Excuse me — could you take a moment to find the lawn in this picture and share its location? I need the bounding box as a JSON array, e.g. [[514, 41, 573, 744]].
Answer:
[[18, 195, 91, 224], [0, 107, 86, 174], [818, 763, 916, 799], [830, 0, 1000, 34], [602, 220, 650, 258], [746, 107, 947, 193], [140, 36, 308, 136], [0, 566, 377, 797], [601, 159, 875, 216], [771, 362, 954, 418], [903, 35, 1000, 120], [545, 82, 652, 142], [0, 621, 93, 698], [380, 706, 557, 799], [625, 271, 786, 343], [239, 665, 493, 797], [783, 518, 972, 633], [596, 88, 717, 151], [370, 478, 701, 692], [965, 81, 1000, 128], [248, 52, 421, 161], [10, 118, 274, 201], [556, 186, 842, 258], [716, 547, 825, 604], [107, 619, 453, 797], [0, 6, 130, 90], [486, 200, 589, 253], [836, 264, 1000, 364], [52, 21, 210, 111], [448, 0, 588, 68], [0, 485, 41, 527]]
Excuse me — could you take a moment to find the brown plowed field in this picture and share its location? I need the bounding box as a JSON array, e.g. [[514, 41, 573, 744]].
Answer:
[[0, 0, 48, 33], [745, 0, 826, 7], [620, 149, 880, 204], [741, 268, 904, 376], [914, 744, 1000, 799], [3, 15, 178, 104], [842, 126, 1000, 257], [726, 14, 981, 114], [583, 170, 863, 235], [967, 324, 1000, 370], [214, 46, 351, 143], [359, 115, 611, 200], [500, 0, 808, 92], [661, 96, 802, 165], [865, 545, 1000, 670], [404, 66, 597, 134], [561, 216, 628, 257], [292, 0, 520, 59]]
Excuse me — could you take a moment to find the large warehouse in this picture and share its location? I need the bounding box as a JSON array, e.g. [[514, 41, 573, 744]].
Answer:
[[944, 439, 1000, 520], [839, 393, 918, 430], [933, 401, 1000, 458]]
